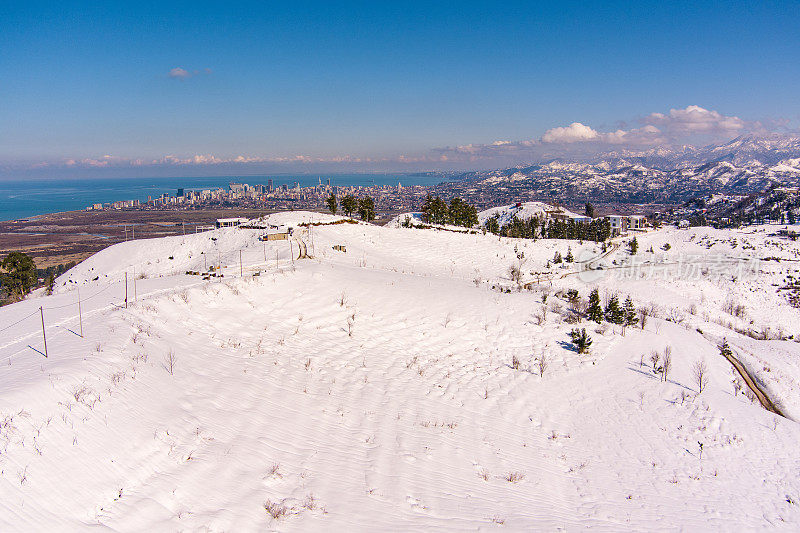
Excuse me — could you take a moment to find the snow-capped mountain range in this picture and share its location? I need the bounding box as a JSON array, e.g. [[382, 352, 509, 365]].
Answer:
[[452, 134, 800, 203]]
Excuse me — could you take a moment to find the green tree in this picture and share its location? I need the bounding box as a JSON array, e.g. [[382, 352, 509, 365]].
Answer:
[[46, 273, 55, 296], [569, 328, 593, 354], [585, 202, 595, 218], [622, 296, 638, 334], [484, 215, 500, 234], [421, 195, 448, 225], [341, 195, 357, 216], [1, 252, 37, 299], [628, 237, 638, 255], [604, 294, 624, 325], [358, 196, 375, 221], [587, 288, 603, 323], [565, 246, 574, 263], [718, 338, 732, 358], [448, 197, 478, 227], [326, 194, 337, 215]]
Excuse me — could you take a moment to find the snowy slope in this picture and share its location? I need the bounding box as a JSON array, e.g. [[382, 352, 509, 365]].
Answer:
[[1, 213, 800, 530]]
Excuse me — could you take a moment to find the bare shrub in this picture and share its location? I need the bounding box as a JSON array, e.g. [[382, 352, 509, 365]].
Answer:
[[511, 355, 521, 370], [693, 360, 709, 393], [504, 471, 525, 483], [537, 353, 549, 378], [264, 499, 288, 520], [649, 350, 660, 371], [723, 299, 747, 319], [339, 292, 347, 307], [637, 307, 649, 330], [164, 349, 177, 376], [662, 347, 672, 382]]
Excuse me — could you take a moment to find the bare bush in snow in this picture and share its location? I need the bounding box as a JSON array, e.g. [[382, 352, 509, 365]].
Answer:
[[164, 349, 177, 376], [693, 360, 709, 393]]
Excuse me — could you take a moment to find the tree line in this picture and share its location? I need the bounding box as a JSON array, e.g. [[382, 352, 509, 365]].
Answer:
[[484, 215, 611, 242]]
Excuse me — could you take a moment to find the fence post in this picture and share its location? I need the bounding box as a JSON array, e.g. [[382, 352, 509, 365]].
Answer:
[[39, 307, 48, 358], [77, 288, 83, 337]]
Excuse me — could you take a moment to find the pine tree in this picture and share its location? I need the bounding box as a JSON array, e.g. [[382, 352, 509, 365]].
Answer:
[[585, 202, 595, 218], [357, 196, 375, 221], [604, 294, 623, 325], [553, 251, 563, 264], [628, 237, 638, 255], [718, 338, 732, 358], [326, 194, 337, 215], [46, 274, 55, 296], [565, 246, 574, 263], [587, 288, 603, 323], [622, 296, 638, 334], [569, 328, 592, 354], [340, 195, 357, 216]]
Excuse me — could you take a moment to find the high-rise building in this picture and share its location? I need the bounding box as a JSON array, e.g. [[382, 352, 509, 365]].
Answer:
[[268, 179, 274, 191], [177, 188, 184, 197]]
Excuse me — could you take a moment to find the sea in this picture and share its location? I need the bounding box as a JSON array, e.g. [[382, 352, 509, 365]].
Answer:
[[0, 174, 449, 222]]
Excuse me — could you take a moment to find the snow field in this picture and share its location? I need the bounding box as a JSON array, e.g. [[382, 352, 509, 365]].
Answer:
[[1, 212, 800, 530]]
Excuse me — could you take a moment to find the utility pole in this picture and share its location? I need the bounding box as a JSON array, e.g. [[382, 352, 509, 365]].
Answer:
[[77, 288, 83, 337], [240, 250, 243, 277], [39, 307, 48, 358], [125, 272, 128, 308]]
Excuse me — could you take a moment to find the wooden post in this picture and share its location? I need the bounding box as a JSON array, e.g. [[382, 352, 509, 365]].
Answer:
[[77, 288, 83, 337], [39, 307, 48, 358], [125, 272, 128, 308]]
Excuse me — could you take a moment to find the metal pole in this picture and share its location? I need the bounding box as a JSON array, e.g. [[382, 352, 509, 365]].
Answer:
[[77, 288, 83, 337], [263, 242, 267, 263], [39, 307, 48, 358], [125, 272, 128, 308], [240, 250, 243, 277]]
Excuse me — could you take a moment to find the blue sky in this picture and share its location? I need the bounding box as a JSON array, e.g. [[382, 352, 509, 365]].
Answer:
[[2, 1, 799, 176]]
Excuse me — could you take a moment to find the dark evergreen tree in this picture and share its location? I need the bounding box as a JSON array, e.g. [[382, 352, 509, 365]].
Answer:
[[604, 294, 624, 325], [622, 296, 638, 333], [628, 237, 638, 255], [585, 202, 595, 218], [326, 194, 337, 215], [565, 246, 574, 263], [569, 328, 593, 354], [357, 196, 376, 221], [340, 195, 357, 216], [0, 251, 36, 299], [587, 288, 603, 323]]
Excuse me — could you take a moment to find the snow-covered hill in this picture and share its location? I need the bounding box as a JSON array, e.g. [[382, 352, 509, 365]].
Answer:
[[1, 212, 800, 530]]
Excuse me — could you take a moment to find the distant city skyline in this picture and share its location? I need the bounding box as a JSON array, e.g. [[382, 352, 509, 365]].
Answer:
[[2, 1, 799, 178]]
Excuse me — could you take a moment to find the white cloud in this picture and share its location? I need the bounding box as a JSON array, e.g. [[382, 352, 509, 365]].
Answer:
[[167, 67, 212, 79], [168, 67, 191, 79], [641, 105, 747, 136], [541, 122, 599, 143]]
